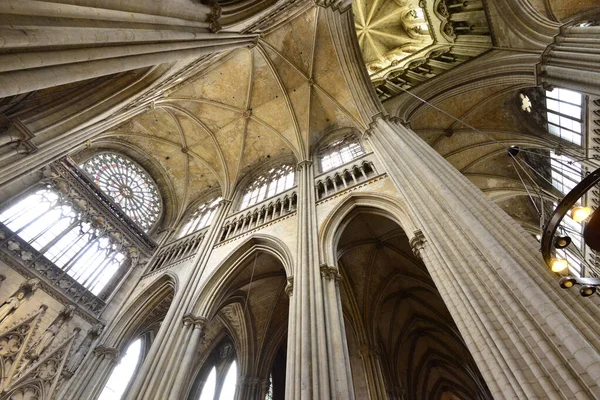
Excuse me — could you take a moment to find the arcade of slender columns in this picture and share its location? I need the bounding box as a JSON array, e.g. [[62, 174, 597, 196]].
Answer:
[[12, 2, 598, 400]]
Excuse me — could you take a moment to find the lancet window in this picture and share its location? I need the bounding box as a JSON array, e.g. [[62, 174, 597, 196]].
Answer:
[[545, 88, 584, 145], [197, 361, 237, 400], [98, 338, 143, 400], [318, 135, 365, 172], [178, 196, 222, 238], [240, 165, 295, 210], [0, 186, 126, 295], [80, 152, 162, 232]]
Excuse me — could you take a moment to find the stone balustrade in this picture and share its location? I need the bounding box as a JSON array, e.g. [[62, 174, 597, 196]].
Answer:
[[315, 153, 378, 200], [148, 228, 207, 273], [219, 188, 297, 242]]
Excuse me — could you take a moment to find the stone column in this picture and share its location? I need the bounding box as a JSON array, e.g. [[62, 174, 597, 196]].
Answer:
[[320, 264, 355, 399], [366, 116, 600, 398], [538, 25, 600, 96], [357, 345, 387, 400], [63, 345, 120, 400], [124, 199, 232, 400], [286, 161, 354, 399], [168, 314, 208, 399]]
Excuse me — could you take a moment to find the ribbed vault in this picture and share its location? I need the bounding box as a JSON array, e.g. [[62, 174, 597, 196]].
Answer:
[[407, 84, 570, 234], [81, 7, 365, 230], [337, 212, 490, 399]]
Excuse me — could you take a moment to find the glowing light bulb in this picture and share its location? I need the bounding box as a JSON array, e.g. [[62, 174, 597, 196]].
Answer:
[[571, 206, 592, 222], [563, 280, 574, 288], [551, 258, 568, 273]]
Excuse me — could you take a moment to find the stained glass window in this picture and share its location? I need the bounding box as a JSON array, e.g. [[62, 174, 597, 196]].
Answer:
[[240, 165, 295, 210], [179, 197, 222, 238], [319, 135, 365, 172], [81, 153, 161, 231]]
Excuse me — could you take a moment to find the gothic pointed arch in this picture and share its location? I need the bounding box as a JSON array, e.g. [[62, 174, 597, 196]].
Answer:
[[193, 234, 293, 318]]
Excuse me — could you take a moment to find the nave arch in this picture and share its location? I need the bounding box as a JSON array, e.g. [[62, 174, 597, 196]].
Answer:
[[182, 234, 292, 399], [319, 193, 491, 399]]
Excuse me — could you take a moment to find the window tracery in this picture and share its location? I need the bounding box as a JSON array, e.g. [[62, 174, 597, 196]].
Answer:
[[544, 88, 583, 145], [80, 153, 161, 232], [240, 165, 295, 210], [179, 197, 222, 238], [318, 135, 365, 172], [0, 187, 126, 295]]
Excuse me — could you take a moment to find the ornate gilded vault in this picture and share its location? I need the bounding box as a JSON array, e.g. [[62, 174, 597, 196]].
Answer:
[[354, 0, 493, 100]]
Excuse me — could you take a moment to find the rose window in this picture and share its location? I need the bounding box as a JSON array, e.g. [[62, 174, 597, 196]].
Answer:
[[81, 153, 161, 231]]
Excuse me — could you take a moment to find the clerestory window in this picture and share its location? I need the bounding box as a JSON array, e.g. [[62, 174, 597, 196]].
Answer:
[[179, 197, 222, 238], [80, 153, 162, 232], [319, 136, 365, 172], [545, 88, 583, 145], [0, 187, 125, 295], [240, 165, 295, 210]]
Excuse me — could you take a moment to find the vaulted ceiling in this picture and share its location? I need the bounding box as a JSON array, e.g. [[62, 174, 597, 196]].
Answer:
[[196, 251, 288, 380], [83, 7, 366, 228], [353, 0, 432, 73]]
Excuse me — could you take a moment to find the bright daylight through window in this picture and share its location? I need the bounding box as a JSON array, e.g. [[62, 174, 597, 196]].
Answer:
[[98, 338, 142, 400], [198, 361, 237, 400], [550, 151, 584, 276], [545, 88, 583, 145], [81, 153, 161, 232], [179, 197, 222, 238], [0, 187, 125, 295], [319, 136, 365, 172], [240, 165, 295, 210]]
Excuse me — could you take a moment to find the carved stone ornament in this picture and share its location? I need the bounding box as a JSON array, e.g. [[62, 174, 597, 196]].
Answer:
[[182, 314, 208, 329], [66, 323, 104, 374], [320, 264, 342, 282], [94, 344, 120, 361], [284, 276, 294, 297], [409, 229, 426, 258]]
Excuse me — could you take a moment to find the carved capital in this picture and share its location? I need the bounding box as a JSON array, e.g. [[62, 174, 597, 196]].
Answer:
[[284, 276, 294, 297], [359, 344, 380, 358], [296, 160, 313, 170], [320, 264, 341, 283], [409, 229, 426, 258], [182, 314, 208, 329], [94, 345, 120, 361]]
